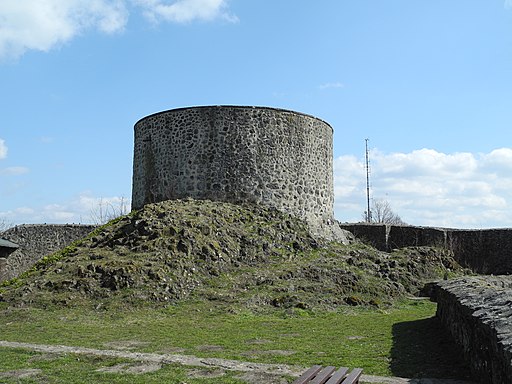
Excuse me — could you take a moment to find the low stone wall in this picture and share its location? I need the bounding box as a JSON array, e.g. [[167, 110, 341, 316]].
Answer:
[[435, 276, 512, 384], [337, 224, 389, 250], [0, 224, 96, 282], [447, 229, 512, 275], [388, 225, 446, 250], [338, 223, 448, 252], [338, 223, 512, 275]]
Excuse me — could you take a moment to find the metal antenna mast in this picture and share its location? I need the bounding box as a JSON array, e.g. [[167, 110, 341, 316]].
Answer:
[[365, 138, 371, 223]]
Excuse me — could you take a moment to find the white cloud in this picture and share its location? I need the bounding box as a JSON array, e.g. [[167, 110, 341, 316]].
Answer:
[[334, 147, 512, 228], [0, 0, 128, 60], [135, 0, 238, 23], [375, 148, 478, 178], [0, 192, 131, 225], [39, 136, 55, 144], [0, 0, 237, 60], [0, 139, 6, 159], [0, 139, 29, 177], [481, 148, 512, 174], [13, 207, 36, 216], [0, 166, 29, 176], [319, 82, 344, 90], [506, 0, 512, 10]]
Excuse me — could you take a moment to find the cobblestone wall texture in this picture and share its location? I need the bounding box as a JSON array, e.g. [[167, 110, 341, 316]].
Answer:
[[435, 276, 512, 384], [132, 106, 334, 231], [0, 224, 96, 282]]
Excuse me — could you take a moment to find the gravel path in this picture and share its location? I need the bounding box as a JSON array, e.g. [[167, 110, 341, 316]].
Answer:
[[0, 340, 477, 384]]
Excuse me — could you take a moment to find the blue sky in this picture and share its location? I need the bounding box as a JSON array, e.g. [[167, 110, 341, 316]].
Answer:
[[1, 0, 512, 228]]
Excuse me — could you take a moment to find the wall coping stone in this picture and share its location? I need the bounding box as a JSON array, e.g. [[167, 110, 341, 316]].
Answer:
[[134, 105, 334, 132]]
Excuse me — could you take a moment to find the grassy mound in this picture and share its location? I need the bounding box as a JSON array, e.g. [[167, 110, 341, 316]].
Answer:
[[0, 199, 464, 311]]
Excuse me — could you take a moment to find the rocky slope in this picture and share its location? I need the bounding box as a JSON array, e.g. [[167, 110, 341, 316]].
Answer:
[[0, 199, 465, 311]]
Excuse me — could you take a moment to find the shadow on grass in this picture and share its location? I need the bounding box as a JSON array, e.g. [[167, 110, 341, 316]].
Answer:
[[391, 315, 472, 380]]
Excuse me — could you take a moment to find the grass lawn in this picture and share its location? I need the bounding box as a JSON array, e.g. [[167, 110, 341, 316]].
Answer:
[[0, 299, 471, 383], [0, 348, 249, 383]]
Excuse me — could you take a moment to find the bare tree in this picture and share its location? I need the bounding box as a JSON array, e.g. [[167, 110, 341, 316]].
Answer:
[[89, 197, 129, 225], [363, 199, 406, 225], [0, 218, 13, 233]]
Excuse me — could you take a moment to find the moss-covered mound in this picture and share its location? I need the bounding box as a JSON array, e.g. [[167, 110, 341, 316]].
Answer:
[[0, 199, 465, 311]]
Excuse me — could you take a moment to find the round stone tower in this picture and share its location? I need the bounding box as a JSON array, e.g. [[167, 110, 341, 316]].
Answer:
[[132, 106, 335, 235]]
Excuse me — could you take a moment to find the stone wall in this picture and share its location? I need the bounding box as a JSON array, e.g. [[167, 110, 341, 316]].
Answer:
[[132, 106, 334, 234], [447, 229, 512, 275], [0, 224, 96, 282], [338, 223, 512, 275], [435, 276, 512, 384], [338, 223, 448, 252], [338, 223, 389, 250]]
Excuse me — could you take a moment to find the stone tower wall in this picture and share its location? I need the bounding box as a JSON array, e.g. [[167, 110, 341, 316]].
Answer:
[[132, 106, 334, 229]]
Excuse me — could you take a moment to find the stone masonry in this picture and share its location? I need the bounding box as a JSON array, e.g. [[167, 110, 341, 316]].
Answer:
[[0, 224, 96, 282], [435, 276, 512, 384], [132, 106, 335, 237], [339, 223, 512, 275]]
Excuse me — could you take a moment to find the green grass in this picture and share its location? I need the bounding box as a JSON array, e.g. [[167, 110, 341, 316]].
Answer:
[[0, 299, 471, 382], [0, 348, 249, 383]]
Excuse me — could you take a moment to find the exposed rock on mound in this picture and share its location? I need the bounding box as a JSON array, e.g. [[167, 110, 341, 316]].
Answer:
[[0, 199, 465, 311]]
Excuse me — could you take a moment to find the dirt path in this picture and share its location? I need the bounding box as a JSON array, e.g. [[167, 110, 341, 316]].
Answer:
[[0, 340, 476, 384]]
